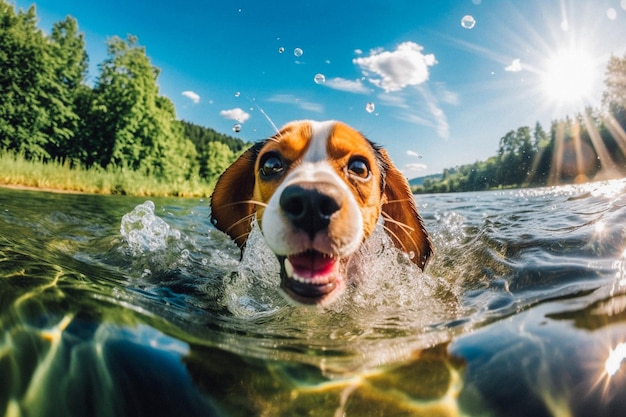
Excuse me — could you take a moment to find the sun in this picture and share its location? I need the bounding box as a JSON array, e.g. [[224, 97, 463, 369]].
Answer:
[[541, 48, 597, 104]]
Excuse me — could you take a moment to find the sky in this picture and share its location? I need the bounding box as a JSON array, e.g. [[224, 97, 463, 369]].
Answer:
[[12, 0, 626, 178]]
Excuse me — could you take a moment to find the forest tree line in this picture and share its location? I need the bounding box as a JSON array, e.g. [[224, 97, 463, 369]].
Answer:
[[0, 1, 247, 184], [413, 52, 626, 193], [3, 1, 626, 194]]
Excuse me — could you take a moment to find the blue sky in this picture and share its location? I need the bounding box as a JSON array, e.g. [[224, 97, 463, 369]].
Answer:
[[14, 0, 626, 178]]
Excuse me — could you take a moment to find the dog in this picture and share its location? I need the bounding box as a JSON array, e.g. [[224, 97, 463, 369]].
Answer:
[[210, 120, 432, 306]]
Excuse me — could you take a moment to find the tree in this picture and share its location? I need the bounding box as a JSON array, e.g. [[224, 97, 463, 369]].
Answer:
[[0, 2, 51, 158], [200, 141, 236, 182], [0, 3, 87, 161], [44, 16, 88, 159], [603, 53, 626, 113], [86, 35, 197, 180]]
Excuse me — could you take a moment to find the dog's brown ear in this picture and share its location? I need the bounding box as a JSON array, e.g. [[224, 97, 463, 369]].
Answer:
[[378, 149, 433, 270], [210, 142, 264, 249]]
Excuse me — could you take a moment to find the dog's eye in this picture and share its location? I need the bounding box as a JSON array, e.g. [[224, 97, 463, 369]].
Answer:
[[260, 154, 284, 178], [348, 158, 370, 179]]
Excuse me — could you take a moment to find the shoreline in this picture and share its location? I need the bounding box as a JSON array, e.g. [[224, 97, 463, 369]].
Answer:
[[0, 182, 94, 195], [0, 181, 210, 198]]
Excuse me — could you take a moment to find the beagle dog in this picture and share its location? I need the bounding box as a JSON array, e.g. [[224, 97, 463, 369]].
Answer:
[[210, 120, 432, 306]]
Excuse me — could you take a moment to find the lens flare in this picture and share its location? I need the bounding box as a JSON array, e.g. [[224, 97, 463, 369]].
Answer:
[[541, 48, 596, 104], [605, 342, 626, 377]]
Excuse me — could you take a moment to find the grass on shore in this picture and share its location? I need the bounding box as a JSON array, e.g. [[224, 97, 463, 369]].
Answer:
[[0, 150, 215, 197]]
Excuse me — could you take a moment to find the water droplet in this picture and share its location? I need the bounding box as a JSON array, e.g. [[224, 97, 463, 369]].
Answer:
[[461, 15, 476, 29], [234, 91, 240, 97], [278, 47, 284, 54], [314, 73, 326, 84], [294, 47, 303, 57], [365, 102, 375, 113], [233, 124, 242, 133]]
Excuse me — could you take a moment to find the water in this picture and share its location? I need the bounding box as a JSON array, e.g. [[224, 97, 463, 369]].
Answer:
[[1, 180, 626, 416]]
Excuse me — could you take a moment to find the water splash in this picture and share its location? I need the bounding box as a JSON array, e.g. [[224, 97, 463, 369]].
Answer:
[[120, 201, 178, 256], [224, 218, 459, 325]]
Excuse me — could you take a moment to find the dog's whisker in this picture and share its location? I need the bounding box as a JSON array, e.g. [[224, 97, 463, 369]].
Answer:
[[224, 212, 257, 235], [381, 211, 415, 232], [232, 230, 251, 245], [215, 200, 268, 209], [382, 211, 420, 254], [381, 224, 409, 253], [384, 198, 414, 205]]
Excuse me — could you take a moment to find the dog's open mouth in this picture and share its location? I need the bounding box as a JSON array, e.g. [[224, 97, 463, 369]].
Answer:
[[279, 250, 345, 305]]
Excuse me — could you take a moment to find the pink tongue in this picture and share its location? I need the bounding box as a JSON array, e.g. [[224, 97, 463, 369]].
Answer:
[[288, 251, 336, 278]]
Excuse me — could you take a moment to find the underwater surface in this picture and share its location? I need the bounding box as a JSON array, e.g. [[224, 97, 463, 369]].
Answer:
[[1, 180, 626, 417]]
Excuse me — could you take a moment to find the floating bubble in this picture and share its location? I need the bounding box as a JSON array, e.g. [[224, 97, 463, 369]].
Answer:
[[232, 124, 242, 133], [607, 8, 617, 20], [278, 47, 284, 54], [461, 15, 476, 29], [234, 91, 240, 97], [314, 73, 326, 84], [365, 102, 375, 113], [294, 47, 303, 57]]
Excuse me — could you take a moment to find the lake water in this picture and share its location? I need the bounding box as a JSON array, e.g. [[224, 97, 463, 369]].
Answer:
[[1, 180, 626, 417]]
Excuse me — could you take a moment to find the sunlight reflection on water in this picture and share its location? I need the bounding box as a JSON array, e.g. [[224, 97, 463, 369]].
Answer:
[[3, 179, 626, 416]]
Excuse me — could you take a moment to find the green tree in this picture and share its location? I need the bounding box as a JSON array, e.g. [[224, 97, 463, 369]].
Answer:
[[0, 2, 50, 157], [44, 16, 88, 159], [87, 35, 197, 180], [200, 141, 236, 182], [603, 53, 626, 114], [0, 3, 87, 161]]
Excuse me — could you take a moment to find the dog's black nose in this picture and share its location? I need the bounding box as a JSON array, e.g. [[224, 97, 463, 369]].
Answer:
[[279, 183, 343, 237]]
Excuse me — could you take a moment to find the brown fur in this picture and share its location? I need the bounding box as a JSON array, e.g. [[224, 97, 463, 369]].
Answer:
[[210, 121, 432, 269]]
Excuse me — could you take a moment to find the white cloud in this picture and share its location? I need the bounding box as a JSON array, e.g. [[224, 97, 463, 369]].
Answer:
[[353, 42, 437, 92], [434, 83, 460, 105], [354, 49, 363, 55], [403, 163, 428, 176], [219, 108, 250, 123], [323, 77, 371, 94], [406, 150, 422, 158], [181, 90, 200, 104], [393, 86, 450, 139], [268, 94, 324, 113], [376, 93, 410, 109], [505, 58, 522, 72]]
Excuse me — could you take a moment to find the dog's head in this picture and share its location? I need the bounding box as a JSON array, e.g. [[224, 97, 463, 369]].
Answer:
[[210, 120, 432, 306]]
